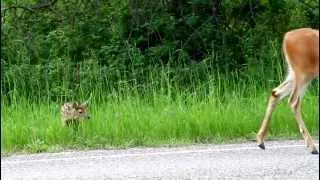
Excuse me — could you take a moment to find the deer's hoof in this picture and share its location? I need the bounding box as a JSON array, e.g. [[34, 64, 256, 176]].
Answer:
[[311, 149, 319, 155], [258, 143, 265, 150]]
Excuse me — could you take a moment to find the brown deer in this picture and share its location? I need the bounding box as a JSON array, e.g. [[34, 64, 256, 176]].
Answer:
[[60, 95, 92, 127], [256, 28, 319, 154]]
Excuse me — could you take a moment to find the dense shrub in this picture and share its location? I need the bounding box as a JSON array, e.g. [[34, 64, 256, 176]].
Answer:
[[1, 0, 318, 102]]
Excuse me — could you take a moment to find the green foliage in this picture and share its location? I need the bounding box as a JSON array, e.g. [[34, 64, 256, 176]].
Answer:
[[1, 0, 319, 102], [1, 0, 319, 153], [2, 89, 318, 153]]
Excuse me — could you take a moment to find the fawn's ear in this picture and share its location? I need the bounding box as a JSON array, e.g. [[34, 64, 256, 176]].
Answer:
[[72, 103, 78, 108]]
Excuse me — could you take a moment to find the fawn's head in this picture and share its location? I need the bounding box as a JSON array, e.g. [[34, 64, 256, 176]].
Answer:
[[61, 102, 91, 121], [60, 94, 92, 127]]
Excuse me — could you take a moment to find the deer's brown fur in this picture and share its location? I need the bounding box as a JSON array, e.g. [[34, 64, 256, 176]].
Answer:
[[257, 28, 319, 154]]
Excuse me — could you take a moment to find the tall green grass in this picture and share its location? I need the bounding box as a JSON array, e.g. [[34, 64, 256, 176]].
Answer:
[[2, 40, 319, 154], [1, 39, 318, 154], [1, 78, 318, 154]]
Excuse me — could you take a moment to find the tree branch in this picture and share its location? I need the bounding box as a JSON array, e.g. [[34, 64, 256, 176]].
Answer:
[[1, 0, 58, 16], [31, 0, 58, 10]]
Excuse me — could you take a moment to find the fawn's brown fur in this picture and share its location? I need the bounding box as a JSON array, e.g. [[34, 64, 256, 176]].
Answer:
[[60, 102, 90, 127]]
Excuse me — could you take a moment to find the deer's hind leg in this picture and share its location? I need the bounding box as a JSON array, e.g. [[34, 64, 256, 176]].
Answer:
[[257, 75, 293, 149], [289, 76, 318, 154]]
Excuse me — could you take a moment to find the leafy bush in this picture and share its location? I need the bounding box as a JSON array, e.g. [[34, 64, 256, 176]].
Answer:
[[1, 0, 318, 102]]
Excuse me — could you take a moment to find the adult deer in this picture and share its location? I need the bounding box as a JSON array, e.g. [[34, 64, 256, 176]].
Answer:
[[256, 28, 319, 154]]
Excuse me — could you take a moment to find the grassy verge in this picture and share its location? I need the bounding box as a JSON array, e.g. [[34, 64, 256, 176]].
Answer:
[[1, 86, 318, 154]]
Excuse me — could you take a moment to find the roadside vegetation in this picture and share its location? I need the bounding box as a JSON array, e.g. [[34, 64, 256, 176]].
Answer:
[[1, 0, 318, 153]]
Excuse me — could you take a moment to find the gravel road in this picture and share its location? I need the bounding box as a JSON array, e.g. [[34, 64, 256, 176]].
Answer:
[[1, 140, 319, 180]]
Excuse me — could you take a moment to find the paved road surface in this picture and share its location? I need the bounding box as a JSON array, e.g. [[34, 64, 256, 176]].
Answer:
[[1, 140, 319, 180]]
